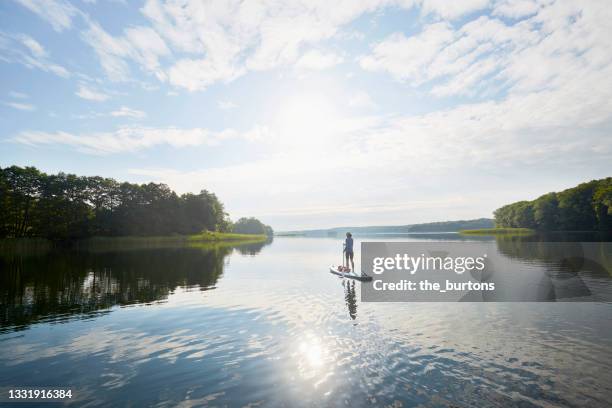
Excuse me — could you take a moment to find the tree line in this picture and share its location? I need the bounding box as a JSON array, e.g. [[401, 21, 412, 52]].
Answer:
[[494, 178, 612, 231], [0, 165, 273, 240]]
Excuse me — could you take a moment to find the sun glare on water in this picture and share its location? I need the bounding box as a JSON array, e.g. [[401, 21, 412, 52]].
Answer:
[[299, 340, 325, 368], [293, 334, 335, 382]]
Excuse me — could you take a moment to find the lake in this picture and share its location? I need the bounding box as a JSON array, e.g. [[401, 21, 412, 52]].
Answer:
[[1, 234, 612, 407]]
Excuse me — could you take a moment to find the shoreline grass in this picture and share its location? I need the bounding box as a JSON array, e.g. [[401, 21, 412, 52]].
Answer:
[[459, 227, 535, 235], [82, 232, 268, 244], [187, 231, 268, 242], [76, 233, 269, 252], [67, 233, 268, 253], [0, 238, 52, 255], [1, 233, 268, 252], [0, 234, 271, 257]]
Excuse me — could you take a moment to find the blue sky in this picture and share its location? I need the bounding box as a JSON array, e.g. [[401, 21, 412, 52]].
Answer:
[[1, 0, 611, 230]]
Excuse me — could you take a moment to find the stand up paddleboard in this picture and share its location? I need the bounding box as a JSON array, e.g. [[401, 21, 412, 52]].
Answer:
[[329, 265, 373, 281], [331, 240, 373, 281]]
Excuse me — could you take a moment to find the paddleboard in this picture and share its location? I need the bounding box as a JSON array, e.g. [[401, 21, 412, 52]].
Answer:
[[329, 265, 373, 281]]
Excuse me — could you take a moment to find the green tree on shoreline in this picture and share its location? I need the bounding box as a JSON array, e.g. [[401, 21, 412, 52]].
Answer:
[[0, 165, 272, 240], [232, 217, 274, 236], [494, 178, 612, 231]]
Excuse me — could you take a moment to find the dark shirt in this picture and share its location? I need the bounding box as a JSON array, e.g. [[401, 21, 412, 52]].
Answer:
[[345, 237, 354, 253]]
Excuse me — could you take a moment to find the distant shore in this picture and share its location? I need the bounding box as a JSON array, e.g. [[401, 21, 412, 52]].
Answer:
[[459, 228, 535, 235]]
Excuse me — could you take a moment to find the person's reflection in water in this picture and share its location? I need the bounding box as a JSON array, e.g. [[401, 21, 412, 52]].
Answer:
[[343, 280, 358, 320]]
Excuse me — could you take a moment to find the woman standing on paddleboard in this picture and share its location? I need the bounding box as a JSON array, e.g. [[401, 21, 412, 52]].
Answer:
[[344, 232, 354, 272]]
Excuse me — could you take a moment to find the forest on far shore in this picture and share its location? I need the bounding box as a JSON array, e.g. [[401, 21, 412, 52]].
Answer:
[[494, 178, 612, 231], [0, 165, 273, 240]]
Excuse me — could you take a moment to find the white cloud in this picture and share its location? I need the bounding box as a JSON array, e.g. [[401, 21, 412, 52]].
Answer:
[[75, 84, 110, 101], [14, 0, 79, 32], [13, 125, 270, 154], [82, 21, 170, 82], [295, 50, 343, 70], [3, 101, 36, 111], [360, 2, 612, 99], [9, 0, 562, 95], [421, 0, 491, 20], [123, 26, 171, 80], [492, 0, 541, 19], [348, 91, 377, 109], [110, 106, 146, 119], [0, 32, 70, 77], [359, 22, 455, 84], [138, 0, 408, 90], [9, 91, 28, 99], [218, 100, 238, 110], [18, 35, 47, 58], [167, 58, 244, 91], [81, 22, 133, 81], [12, 0, 501, 90]]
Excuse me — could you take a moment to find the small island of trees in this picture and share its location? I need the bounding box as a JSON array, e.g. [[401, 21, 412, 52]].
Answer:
[[0, 165, 273, 240]]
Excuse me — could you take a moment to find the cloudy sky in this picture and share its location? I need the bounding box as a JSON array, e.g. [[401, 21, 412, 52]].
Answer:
[[1, 0, 611, 230]]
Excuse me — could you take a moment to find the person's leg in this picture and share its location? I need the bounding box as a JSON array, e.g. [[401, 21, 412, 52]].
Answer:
[[350, 252, 355, 271]]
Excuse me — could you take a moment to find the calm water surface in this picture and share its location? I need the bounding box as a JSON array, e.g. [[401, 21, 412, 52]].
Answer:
[[1, 235, 612, 407]]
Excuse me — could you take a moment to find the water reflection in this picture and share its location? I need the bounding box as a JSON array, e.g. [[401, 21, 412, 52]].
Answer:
[[343, 280, 357, 320], [495, 236, 612, 274], [0, 236, 611, 407], [2, 236, 611, 332], [362, 239, 612, 302], [494, 236, 612, 301], [0, 240, 271, 332]]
